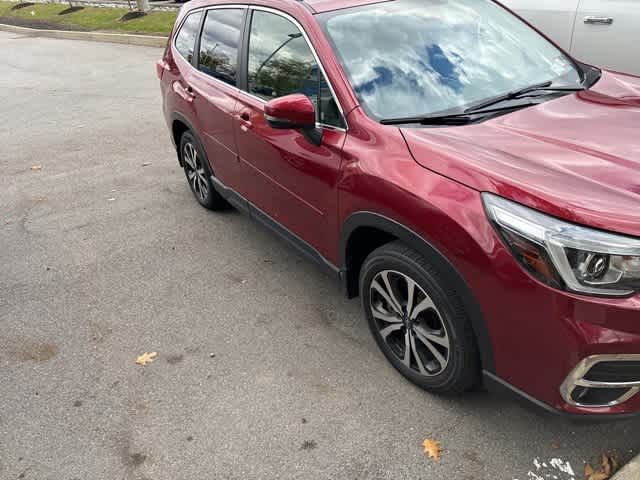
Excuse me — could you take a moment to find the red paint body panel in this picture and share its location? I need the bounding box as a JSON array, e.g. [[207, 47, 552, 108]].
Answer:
[[402, 70, 640, 238], [233, 92, 345, 258], [160, 0, 640, 417], [305, 0, 394, 13]]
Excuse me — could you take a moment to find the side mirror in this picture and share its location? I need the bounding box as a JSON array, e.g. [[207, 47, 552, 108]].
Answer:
[[264, 94, 323, 146]]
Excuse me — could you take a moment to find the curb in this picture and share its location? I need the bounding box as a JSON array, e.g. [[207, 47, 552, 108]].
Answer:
[[612, 453, 640, 480], [0, 22, 167, 47]]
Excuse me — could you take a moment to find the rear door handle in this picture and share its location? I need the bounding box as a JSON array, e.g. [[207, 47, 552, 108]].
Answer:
[[584, 16, 613, 25], [173, 82, 196, 102], [237, 111, 253, 132]]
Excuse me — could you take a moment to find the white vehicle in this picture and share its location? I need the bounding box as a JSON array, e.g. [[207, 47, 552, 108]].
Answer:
[[501, 0, 640, 76]]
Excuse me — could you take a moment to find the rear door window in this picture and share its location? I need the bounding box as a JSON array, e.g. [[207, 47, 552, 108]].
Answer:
[[175, 11, 202, 63], [197, 9, 244, 86]]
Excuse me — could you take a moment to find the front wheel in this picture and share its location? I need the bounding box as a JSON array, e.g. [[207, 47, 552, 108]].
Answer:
[[360, 241, 480, 394]]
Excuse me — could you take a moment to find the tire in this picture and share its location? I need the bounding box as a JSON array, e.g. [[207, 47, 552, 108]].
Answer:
[[179, 131, 229, 211], [359, 241, 480, 394]]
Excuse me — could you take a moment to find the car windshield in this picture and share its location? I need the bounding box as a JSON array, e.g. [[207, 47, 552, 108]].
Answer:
[[318, 0, 582, 121]]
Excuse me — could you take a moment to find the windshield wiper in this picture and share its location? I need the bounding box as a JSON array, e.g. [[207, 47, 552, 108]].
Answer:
[[380, 114, 474, 126], [465, 81, 585, 113], [380, 82, 586, 126], [379, 102, 540, 126]]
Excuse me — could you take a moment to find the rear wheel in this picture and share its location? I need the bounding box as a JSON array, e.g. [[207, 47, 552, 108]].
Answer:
[[179, 131, 229, 210], [360, 241, 480, 394]]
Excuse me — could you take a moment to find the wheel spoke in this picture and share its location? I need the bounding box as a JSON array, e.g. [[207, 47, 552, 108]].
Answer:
[[192, 171, 199, 192], [409, 331, 427, 374], [184, 145, 196, 170], [379, 323, 403, 341], [414, 328, 447, 367], [405, 277, 416, 317], [372, 309, 402, 324], [371, 278, 402, 315], [401, 330, 412, 367], [410, 295, 438, 320], [187, 170, 196, 181], [381, 271, 403, 313], [415, 326, 449, 348], [197, 170, 208, 199]]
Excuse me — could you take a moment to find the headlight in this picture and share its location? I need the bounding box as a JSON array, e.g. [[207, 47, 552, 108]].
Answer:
[[482, 193, 640, 297]]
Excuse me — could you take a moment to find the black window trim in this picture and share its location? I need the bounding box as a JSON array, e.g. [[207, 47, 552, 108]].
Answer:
[[172, 4, 348, 132]]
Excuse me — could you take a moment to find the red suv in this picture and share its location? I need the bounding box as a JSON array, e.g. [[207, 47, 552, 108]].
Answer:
[[158, 0, 640, 418]]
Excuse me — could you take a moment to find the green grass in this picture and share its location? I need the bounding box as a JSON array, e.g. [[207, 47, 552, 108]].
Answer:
[[0, 0, 176, 35]]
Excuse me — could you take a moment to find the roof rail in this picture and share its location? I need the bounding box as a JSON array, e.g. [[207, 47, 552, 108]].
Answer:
[[294, 0, 316, 14]]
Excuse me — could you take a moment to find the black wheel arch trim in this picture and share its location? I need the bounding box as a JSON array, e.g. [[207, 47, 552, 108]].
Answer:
[[339, 211, 495, 373], [170, 112, 201, 164]]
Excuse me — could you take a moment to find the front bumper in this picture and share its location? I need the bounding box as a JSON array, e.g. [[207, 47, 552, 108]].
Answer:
[[454, 198, 640, 417]]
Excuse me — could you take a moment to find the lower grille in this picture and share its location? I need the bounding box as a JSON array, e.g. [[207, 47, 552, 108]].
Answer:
[[584, 361, 640, 383]]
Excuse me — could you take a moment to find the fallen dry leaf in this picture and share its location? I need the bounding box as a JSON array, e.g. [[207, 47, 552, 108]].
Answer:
[[135, 352, 157, 366], [602, 456, 612, 477], [602, 454, 618, 476], [422, 438, 441, 460], [585, 464, 595, 477], [586, 473, 610, 480], [31, 165, 42, 171], [584, 454, 620, 480]]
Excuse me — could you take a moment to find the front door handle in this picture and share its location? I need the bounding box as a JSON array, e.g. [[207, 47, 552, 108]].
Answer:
[[584, 16, 614, 25]]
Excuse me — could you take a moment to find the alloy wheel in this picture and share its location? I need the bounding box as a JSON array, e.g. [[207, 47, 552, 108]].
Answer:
[[369, 270, 450, 376], [183, 142, 209, 202]]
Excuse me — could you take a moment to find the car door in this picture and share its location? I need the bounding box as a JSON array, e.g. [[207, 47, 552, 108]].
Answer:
[[571, 0, 640, 75], [186, 6, 246, 189], [499, 0, 580, 51], [233, 8, 347, 259]]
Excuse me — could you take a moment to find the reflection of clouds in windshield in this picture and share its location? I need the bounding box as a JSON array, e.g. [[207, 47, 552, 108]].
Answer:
[[426, 44, 463, 93], [325, 0, 579, 118]]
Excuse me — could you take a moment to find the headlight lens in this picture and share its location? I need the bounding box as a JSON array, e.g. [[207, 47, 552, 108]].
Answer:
[[482, 193, 640, 296]]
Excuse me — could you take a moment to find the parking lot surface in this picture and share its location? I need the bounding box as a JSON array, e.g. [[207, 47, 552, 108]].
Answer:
[[1, 31, 639, 480]]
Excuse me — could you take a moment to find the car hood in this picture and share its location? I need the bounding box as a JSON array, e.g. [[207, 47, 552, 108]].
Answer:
[[401, 70, 640, 237]]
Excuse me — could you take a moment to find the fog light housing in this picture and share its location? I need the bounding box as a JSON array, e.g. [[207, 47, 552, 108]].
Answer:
[[560, 355, 640, 407]]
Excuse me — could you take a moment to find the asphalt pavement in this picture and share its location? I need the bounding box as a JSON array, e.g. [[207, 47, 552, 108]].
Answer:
[[1, 31, 639, 480]]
